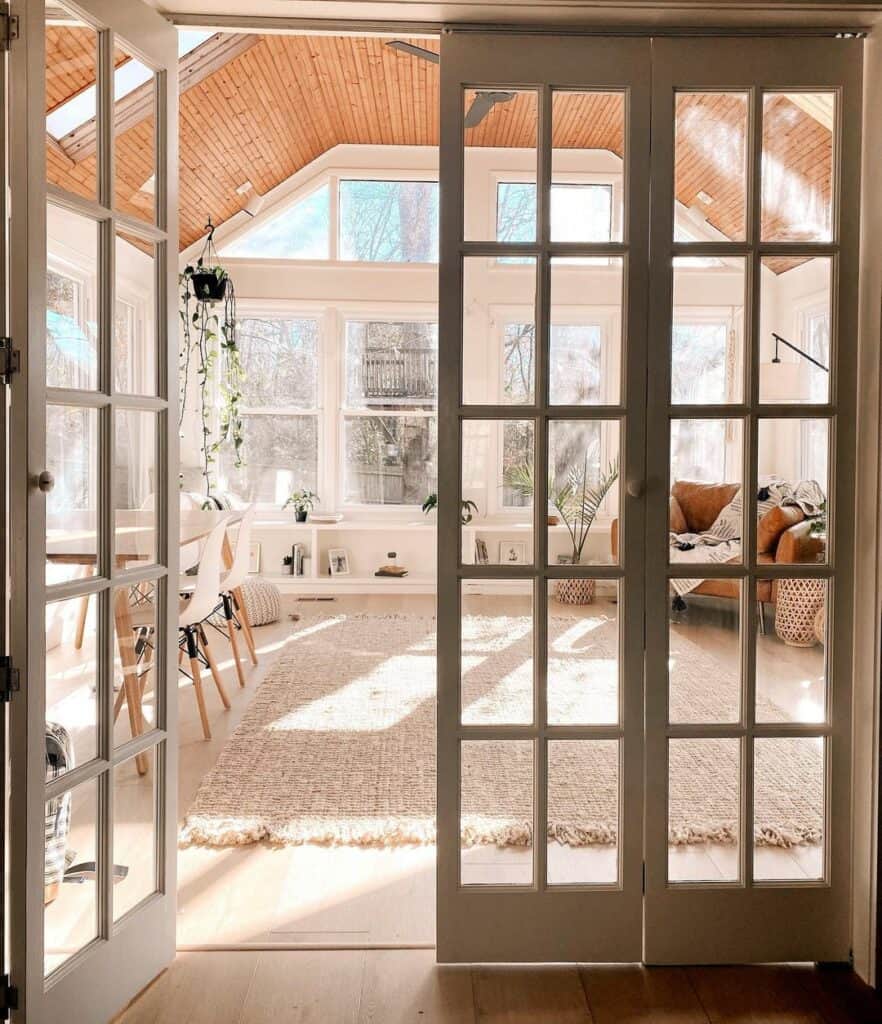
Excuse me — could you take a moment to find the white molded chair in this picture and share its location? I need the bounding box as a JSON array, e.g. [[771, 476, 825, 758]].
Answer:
[[213, 504, 258, 688], [123, 517, 231, 740]]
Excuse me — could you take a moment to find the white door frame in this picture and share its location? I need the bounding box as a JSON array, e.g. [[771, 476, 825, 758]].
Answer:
[[436, 30, 651, 963], [7, 1, 179, 1019]]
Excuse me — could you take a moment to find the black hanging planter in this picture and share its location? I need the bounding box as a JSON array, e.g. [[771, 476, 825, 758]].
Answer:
[[190, 271, 228, 303]]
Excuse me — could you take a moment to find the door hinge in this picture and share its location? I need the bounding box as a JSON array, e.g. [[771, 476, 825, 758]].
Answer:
[[1, 11, 19, 50], [0, 338, 19, 383], [0, 975, 18, 1020], [0, 656, 19, 702]]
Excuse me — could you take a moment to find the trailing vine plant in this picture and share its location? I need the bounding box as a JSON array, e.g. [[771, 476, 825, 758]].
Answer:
[[179, 218, 246, 497]]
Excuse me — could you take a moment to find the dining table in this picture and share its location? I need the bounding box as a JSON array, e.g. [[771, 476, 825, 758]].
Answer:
[[46, 508, 259, 774]]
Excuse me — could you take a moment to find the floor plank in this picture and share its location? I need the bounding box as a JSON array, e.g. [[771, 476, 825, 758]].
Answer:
[[472, 966, 593, 1023], [114, 951, 258, 1024], [236, 950, 365, 1023], [358, 949, 476, 1023], [580, 964, 709, 1024], [686, 965, 826, 1023], [792, 964, 882, 1024]]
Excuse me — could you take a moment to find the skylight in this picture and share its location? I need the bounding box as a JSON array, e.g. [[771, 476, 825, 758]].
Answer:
[[46, 30, 212, 140]]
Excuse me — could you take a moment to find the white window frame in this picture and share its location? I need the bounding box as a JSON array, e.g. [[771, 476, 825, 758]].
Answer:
[[337, 306, 439, 514], [220, 299, 327, 509]]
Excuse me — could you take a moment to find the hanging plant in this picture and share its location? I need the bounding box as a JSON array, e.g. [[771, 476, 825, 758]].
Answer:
[[179, 218, 246, 497]]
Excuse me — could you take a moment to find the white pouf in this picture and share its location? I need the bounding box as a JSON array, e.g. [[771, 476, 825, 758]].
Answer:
[[239, 577, 282, 626]]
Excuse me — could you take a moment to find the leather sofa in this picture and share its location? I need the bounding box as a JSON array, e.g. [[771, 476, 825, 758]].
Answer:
[[610, 480, 825, 605]]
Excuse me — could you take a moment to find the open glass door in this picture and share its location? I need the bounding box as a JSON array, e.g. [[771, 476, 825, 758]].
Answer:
[[644, 36, 863, 963], [8, 0, 178, 1017], [437, 31, 650, 962]]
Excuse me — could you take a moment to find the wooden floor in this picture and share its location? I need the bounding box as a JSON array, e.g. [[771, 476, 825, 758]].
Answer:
[[117, 953, 882, 1023]]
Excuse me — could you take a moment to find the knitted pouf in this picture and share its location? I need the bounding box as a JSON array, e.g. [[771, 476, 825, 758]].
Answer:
[[239, 578, 282, 626]]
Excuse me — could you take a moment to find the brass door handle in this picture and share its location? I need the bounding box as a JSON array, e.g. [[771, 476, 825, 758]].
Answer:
[[626, 479, 644, 499]]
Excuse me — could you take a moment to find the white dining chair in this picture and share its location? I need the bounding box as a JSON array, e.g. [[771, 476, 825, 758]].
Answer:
[[122, 517, 232, 741], [214, 503, 258, 688]]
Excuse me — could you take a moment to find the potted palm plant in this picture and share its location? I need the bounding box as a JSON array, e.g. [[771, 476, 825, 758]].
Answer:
[[506, 454, 619, 604], [283, 489, 319, 522]]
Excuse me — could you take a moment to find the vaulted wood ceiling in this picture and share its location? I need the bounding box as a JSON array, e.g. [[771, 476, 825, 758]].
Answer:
[[45, 30, 833, 266]]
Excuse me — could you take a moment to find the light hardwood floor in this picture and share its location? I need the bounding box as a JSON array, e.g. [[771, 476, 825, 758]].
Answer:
[[45, 590, 826, 961], [116, 954, 882, 1023]]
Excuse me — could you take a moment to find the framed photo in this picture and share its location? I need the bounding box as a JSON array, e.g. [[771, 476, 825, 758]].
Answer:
[[474, 538, 489, 565], [328, 547, 351, 576], [499, 540, 528, 565], [248, 541, 261, 574]]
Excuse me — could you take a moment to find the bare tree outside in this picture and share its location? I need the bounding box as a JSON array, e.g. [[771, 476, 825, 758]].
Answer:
[[339, 180, 439, 262]]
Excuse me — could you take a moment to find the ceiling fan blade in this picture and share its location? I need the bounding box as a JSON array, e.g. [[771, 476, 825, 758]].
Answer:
[[463, 93, 496, 128], [385, 40, 440, 64], [464, 91, 516, 129]]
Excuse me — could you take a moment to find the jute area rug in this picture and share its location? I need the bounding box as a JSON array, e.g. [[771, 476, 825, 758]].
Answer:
[[179, 612, 822, 850]]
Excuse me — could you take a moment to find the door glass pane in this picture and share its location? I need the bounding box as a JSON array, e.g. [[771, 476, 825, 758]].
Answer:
[[671, 257, 745, 405], [462, 256, 537, 405], [115, 409, 158, 565], [669, 580, 741, 724], [113, 42, 157, 224], [44, 776, 99, 976], [762, 92, 835, 243], [46, 597, 98, 774], [757, 418, 828, 565], [45, 1, 99, 200], [465, 90, 538, 243], [754, 737, 824, 880], [114, 746, 158, 920], [548, 740, 618, 885], [464, 419, 534, 564], [461, 584, 533, 725], [674, 92, 749, 242], [759, 256, 832, 404], [550, 257, 623, 406], [551, 91, 624, 242], [46, 405, 99, 584], [670, 418, 743, 491], [461, 740, 533, 886], [758, 578, 828, 723], [548, 419, 619, 566], [115, 231, 157, 395], [47, 204, 98, 390], [668, 739, 740, 882], [113, 581, 159, 747], [548, 579, 619, 725]]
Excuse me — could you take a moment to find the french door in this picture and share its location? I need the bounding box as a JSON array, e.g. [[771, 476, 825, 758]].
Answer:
[[7, 0, 179, 1019], [437, 30, 862, 963]]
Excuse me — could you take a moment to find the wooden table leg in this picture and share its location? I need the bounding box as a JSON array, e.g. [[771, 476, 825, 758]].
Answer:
[[113, 586, 148, 776], [222, 532, 258, 667]]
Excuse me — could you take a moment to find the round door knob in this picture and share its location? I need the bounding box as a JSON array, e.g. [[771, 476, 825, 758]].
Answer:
[[37, 470, 55, 493], [626, 478, 644, 498]]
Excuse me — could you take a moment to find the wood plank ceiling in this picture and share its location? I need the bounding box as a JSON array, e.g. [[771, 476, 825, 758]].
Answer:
[[45, 31, 833, 270]]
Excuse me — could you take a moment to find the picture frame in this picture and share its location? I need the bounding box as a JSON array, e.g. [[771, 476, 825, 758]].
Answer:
[[474, 538, 489, 565], [248, 541, 261, 574], [498, 540, 528, 565], [328, 547, 351, 576]]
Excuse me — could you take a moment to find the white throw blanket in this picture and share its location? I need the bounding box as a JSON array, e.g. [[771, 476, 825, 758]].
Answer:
[[669, 479, 824, 598]]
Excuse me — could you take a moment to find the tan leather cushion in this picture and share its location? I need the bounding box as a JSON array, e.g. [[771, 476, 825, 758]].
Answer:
[[669, 495, 688, 535], [757, 505, 804, 554], [671, 480, 740, 533]]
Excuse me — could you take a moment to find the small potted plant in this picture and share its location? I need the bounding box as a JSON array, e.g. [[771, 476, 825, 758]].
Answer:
[[283, 489, 319, 523], [506, 454, 619, 604], [421, 492, 479, 525]]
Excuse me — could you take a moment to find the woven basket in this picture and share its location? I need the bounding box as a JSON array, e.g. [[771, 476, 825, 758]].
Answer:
[[554, 577, 596, 606]]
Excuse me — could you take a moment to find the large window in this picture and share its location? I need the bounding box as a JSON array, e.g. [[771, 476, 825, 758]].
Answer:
[[339, 180, 438, 263], [221, 184, 331, 260], [218, 316, 320, 505], [342, 320, 437, 505], [496, 182, 613, 244]]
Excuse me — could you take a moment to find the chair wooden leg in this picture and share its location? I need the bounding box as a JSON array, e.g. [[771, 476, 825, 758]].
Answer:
[[233, 587, 259, 666], [223, 594, 247, 688], [74, 593, 90, 650], [184, 627, 211, 741], [199, 626, 231, 710]]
